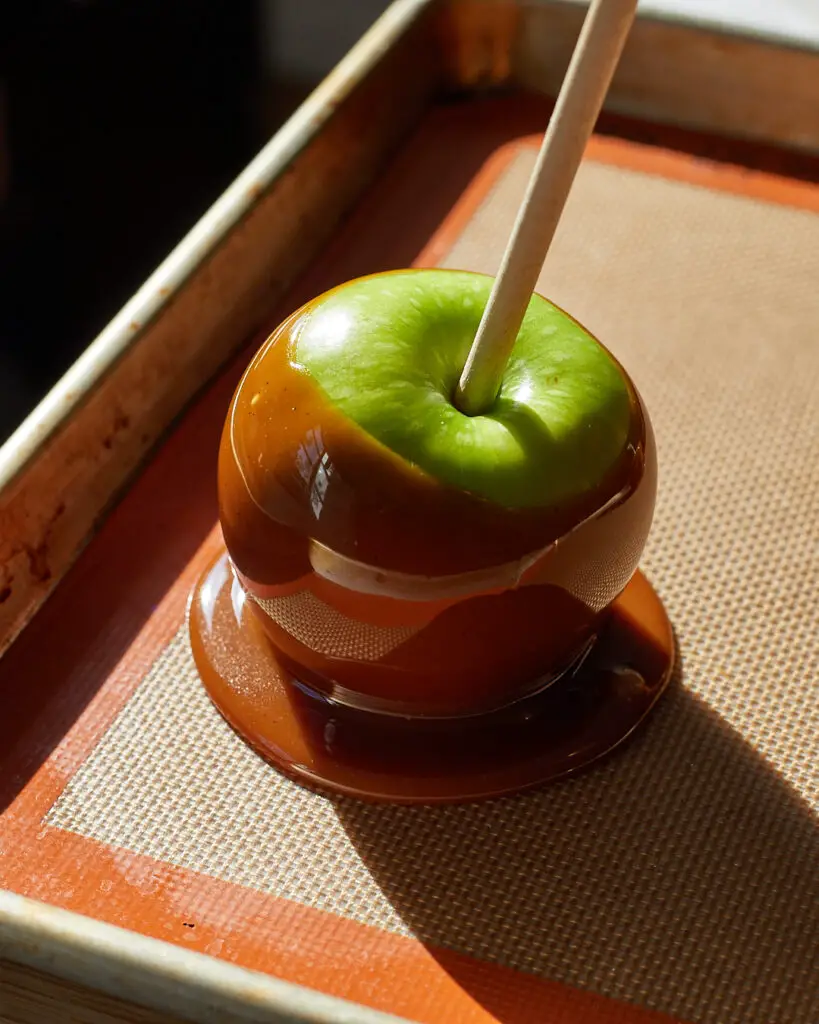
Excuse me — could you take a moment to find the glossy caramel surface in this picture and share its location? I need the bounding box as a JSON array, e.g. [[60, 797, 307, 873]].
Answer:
[[218, 278, 656, 715], [190, 557, 674, 803]]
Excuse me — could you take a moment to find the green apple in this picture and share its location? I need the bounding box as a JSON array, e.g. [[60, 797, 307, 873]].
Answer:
[[294, 269, 631, 508]]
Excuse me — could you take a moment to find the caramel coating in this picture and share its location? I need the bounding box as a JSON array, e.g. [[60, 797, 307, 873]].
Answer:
[[219, 288, 656, 717]]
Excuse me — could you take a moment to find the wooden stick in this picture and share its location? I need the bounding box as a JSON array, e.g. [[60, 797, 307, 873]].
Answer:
[[455, 0, 638, 416]]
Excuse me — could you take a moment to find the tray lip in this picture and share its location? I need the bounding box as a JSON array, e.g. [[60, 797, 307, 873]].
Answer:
[[0, 890, 410, 1024], [625, 0, 819, 53], [515, 0, 819, 59]]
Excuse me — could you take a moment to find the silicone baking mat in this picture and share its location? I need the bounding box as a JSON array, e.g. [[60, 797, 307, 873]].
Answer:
[[1, 99, 817, 1024]]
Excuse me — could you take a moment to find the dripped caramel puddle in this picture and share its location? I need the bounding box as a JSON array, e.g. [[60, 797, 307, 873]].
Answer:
[[189, 552, 674, 804]]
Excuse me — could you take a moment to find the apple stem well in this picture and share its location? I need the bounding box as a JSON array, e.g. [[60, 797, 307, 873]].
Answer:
[[455, 0, 639, 418]]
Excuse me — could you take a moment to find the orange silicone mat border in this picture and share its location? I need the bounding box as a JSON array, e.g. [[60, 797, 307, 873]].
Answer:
[[418, 132, 819, 267], [2, 99, 817, 1024], [0, 523, 682, 1024]]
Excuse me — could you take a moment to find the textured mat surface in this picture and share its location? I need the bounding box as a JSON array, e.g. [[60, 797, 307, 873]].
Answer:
[[47, 150, 819, 1024]]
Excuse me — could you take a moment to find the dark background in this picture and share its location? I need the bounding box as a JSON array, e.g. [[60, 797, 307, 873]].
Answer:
[[0, 0, 387, 442]]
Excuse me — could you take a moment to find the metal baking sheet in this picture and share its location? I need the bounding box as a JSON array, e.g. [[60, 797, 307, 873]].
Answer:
[[1, 2, 817, 1022]]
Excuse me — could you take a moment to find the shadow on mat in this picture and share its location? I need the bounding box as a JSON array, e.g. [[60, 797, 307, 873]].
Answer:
[[336, 666, 819, 1024]]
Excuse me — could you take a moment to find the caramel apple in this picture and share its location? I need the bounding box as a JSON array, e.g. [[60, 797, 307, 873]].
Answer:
[[188, 1, 670, 802], [217, 269, 656, 718]]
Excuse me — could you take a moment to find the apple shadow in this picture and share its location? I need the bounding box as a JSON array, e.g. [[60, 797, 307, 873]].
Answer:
[[334, 663, 819, 1024]]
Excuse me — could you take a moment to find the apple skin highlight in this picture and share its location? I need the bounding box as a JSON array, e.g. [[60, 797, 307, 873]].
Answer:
[[218, 270, 656, 718]]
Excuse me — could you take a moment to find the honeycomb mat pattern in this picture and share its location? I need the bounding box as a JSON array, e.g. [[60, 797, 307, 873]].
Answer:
[[253, 591, 420, 659], [47, 154, 819, 1024]]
